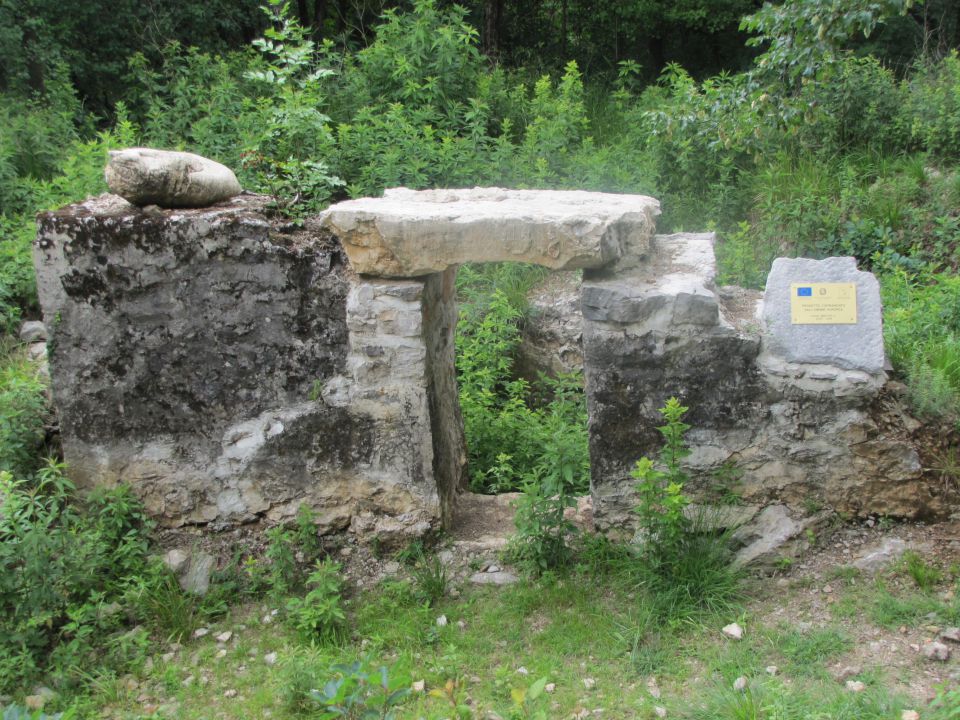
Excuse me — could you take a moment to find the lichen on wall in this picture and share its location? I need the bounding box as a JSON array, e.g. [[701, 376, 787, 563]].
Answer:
[[34, 194, 442, 535]]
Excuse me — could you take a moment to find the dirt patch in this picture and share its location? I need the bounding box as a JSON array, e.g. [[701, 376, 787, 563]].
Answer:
[[749, 518, 960, 704], [450, 492, 521, 543]]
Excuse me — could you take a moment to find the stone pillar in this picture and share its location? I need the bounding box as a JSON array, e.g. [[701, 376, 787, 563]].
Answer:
[[321, 270, 466, 537], [582, 233, 765, 531]]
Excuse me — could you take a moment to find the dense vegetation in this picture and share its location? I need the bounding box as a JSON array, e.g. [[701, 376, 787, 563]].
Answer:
[[1, 0, 960, 714]]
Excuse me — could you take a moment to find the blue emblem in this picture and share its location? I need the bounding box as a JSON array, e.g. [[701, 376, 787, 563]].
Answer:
[[797, 287, 813, 297]]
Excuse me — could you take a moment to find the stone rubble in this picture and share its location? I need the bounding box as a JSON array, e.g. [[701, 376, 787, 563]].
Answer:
[[722, 623, 744, 640]]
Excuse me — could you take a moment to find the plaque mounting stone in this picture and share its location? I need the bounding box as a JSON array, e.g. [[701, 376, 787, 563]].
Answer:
[[762, 257, 884, 373]]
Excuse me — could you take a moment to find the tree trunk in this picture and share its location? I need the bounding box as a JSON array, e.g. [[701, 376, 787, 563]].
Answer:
[[297, 0, 310, 27], [483, 0, 503, 59], [313, 0, 327, 38], [648, 34, 664, 76], [22, 25, 45, 95], [561, 0, 568, 61], [337, 0, 348, 35]]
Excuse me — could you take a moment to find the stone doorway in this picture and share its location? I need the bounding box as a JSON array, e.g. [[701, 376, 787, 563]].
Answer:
[[320, 187, 662, 532]]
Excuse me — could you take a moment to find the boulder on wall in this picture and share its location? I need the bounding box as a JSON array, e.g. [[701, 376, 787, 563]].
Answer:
[[105, 148, 242, 208]]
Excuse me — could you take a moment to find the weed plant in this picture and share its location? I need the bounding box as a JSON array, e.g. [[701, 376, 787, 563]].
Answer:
[[285, 559, 347, 645], [412, 555, 448, 606], [0, 463, 154, 693], [308, 660, 410, 719], [631, 398, 743, 621]]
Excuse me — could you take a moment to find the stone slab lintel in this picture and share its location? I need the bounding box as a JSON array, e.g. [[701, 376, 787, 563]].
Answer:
[[321, 187, 660, 277]]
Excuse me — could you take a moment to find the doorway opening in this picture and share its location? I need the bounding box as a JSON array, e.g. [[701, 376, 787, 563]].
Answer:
[[449, 262, 591, 533]]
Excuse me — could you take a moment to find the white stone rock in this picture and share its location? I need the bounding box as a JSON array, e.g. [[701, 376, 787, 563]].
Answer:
[[180, 552, 216, 596], [654, 707, 668, 718], [722, 623, 744, 640], [412, 680, 426, 693], [581, 233, 720, 330], [162, 548, 190, 575], [19, 321, 47, 343], [321, 187, 659, 277], [583, 678, 596, 690], [845, 680, 866, 692], [436, 615, 448, 627], [923, 640, 951, 661], [193, 627, 209, 639], [215, 631, 233, 643], [105, 148, 241, 208], [761, 257, 884, 373], [765, 665, 778, 676], [852, 538, 909, 573], [545, 683, 556, 693], [733, 676, 747, 691], [263, 652, 278, 666], [732, 505, 814, 567], [469, 570, 519, 586], [901, 710, 920, 720], [939, 627, 960, 643]]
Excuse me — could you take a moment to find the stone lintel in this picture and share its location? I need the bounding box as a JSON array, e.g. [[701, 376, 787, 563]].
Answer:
[[321, 187, 660, 277]]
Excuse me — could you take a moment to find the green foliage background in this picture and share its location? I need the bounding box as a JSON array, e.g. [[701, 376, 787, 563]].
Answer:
[[1, 0, 960, 706]]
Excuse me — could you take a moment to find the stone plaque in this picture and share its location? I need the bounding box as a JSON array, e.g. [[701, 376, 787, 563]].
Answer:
[[762, 257, 884, 373], [790, 282, 857, 324]]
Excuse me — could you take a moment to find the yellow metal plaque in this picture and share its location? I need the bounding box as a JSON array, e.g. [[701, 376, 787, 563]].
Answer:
[[790, 283, 857, 324]]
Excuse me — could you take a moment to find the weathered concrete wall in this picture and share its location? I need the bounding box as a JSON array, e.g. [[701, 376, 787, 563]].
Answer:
[[34, 194, 456, 539], [583, 233, 767, 529]]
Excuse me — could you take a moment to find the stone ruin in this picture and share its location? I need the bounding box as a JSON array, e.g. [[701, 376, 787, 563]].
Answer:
[[32, 186, 946, 548]]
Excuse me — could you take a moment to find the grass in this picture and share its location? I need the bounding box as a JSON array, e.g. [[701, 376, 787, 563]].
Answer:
[[23, 543, 954, 720], [776, 627, 850, 677]]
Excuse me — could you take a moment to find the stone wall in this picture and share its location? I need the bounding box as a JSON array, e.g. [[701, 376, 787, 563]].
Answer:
[[582, 236, 934, 530], [35, 194, 457, 539], [33, 187, 942, 544]]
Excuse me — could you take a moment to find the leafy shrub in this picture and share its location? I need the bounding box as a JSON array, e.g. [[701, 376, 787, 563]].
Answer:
[[882, 270, 960, 420], [0, 350, 48, 477], [308, 659, 410, 719], [354, 0, 483, 122], [799, 55, 905, 154], [902, 52, 960, 159], [456, 283, 589, 495], [285, 559, 347, 645], [507, 470, 577, 575], [0, 465, 153, 692], [512, 61, 590, 186], [630, 398, 742, 620]]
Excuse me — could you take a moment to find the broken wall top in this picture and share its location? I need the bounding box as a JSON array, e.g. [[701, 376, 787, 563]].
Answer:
[[321, 187, 660, 277]]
